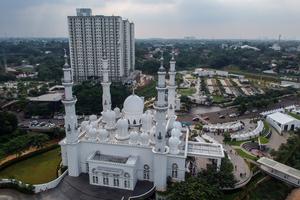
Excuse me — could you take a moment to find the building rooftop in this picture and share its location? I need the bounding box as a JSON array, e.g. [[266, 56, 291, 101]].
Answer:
[[91, 151, 137, 165], [187, 141, 224, 158], [258, 157, 300, 180], [268, 112, 298, 124], [27, 93, 63, 102]]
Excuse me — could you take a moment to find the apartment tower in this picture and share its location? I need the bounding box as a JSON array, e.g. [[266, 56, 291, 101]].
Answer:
[[68, 8, 135, 82]]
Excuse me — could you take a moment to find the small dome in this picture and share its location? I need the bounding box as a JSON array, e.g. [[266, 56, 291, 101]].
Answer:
[[81, 121, 89, 131], [169, 136, 180, 145], [117, 118, 128, 129], [123, 94, 144, 114], [87, 127, 97, 139], [89, 115, 97, 122], [129, 131, 139, 144], [140, 132, 149, 146], [171, 128, 182, 138], [114, 107, 120, 113], [169, 134, 181, 155], [106, 110, 116, 119], [98, 128, 109, 141], [90, 121, 98, 129], [173, 121, 182, 130]]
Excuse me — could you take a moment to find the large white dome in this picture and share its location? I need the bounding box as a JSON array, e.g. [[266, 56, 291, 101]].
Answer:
[[123, 94, 144, 114]]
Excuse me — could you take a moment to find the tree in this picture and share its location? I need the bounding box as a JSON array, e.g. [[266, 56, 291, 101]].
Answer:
[[167, 157, 236, 200], [238, 103, 247, 114], [0, 112, 18, 136], [30, 133, 49, 149], [223, 132, 231, 144], [168, 176, 222, 200]]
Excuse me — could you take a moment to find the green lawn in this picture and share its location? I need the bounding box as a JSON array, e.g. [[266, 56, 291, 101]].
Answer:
[[212, 95, 225, 103], [0, 148, 61, 184], [234, 148, 258, 161], [178, 88, 196, 96], [228, 138, 258, 146], [259, 136, 269, 144], [288, 112, 300, 120]]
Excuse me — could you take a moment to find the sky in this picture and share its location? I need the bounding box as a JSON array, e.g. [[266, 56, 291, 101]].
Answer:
[[0, 0, 299, 39]]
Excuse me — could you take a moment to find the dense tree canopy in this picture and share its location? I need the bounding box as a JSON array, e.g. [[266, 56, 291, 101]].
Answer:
[[167, 157, 236, 200], [0, 112, 18, 136], [74, 82, 131, 115]]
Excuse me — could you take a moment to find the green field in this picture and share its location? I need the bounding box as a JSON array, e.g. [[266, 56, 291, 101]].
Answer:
[[0, 148, 61, 184], [259, 136, 269, 144], [212, 95, 225, 103], [288, 112, 300, 120], [234, 148, 258, 161], [178, 88, 196, 96]]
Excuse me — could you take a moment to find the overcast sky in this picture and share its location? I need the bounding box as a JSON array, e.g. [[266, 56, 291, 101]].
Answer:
[[0, 0, 299, 39]]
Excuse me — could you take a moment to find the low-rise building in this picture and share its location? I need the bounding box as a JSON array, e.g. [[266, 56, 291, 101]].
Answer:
[[266, 112, 300, 133]]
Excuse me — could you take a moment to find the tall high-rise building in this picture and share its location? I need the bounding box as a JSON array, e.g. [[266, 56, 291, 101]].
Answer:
[[68, 8, 135, 82]]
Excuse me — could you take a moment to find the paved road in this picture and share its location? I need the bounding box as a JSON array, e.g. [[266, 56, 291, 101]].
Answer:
[[0, 175, 153, 200], [267, 127, 289, 151], [205, 132, 251, 185]]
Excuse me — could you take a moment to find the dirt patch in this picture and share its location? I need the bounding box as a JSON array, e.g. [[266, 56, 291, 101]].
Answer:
[[286, 188, 300, 200]]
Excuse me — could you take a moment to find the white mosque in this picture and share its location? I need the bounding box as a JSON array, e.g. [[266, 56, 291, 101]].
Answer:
[[59, 51, 224, 192]]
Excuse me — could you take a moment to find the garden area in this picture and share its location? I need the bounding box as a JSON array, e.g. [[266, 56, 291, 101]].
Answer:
[[0, 147, 61, 184], [178, 88, 196, 96]]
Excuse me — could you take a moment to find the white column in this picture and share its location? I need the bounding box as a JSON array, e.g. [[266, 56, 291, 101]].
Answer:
[[61, 51, 80, 177], [154, 55, 168, 153], [167, 51, 177, 118], [101, 59, 112, 112], [153, 53, 169, 192], [216, 158, 221, 171]]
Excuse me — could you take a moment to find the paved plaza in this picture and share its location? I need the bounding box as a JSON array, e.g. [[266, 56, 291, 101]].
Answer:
[[0, 175, 154, 200]]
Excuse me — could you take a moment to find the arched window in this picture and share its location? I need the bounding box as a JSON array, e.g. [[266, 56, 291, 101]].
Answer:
[[124, 173, 130, 188], [143, 165, 150, 180], [172, 163, 178, 178], [103, 173, 109, 185], [113, 175, 119, 187]]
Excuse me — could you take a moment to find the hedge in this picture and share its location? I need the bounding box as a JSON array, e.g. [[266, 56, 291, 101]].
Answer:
[[0, 181, 35, 194]]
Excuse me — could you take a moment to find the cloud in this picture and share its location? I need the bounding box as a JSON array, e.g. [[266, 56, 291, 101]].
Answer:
[[0, 0, 299, 39]]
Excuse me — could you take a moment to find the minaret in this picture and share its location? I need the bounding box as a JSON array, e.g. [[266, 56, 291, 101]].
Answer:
[[101, 59, 112, 112], [62, 50, 80, 177], [167, 50, 177, 118], [153, 51, 169, 191]]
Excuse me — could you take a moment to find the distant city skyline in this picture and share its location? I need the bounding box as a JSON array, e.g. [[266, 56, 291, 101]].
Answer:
[[0, 0, 299, 40]]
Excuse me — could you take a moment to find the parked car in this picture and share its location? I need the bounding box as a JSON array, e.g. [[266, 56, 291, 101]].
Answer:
[[219, 115, 225, 119], [192, 117, 200, 122]]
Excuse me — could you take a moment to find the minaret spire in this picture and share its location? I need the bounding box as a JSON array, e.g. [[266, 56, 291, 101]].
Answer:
[[153, 50, 169, 191], [61, 50, 80, 177], [154, 50, 167, 153], [167, 48, 177, 118], [101, 59, 112, 112]]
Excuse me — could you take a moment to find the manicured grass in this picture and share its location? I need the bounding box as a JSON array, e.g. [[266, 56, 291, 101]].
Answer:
[[263, 120, 270, 131], [259, 136, 269, 144], [234, 148, 258, 161], [0, 148, 61, 184], [228, 138, 258, 146], [212, 95, 225, 103], [178, 88, 196, 96], [288, 112, 300, 120], [227, 139, 249, 146]]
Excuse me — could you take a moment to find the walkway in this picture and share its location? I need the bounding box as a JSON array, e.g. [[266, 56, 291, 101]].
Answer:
[[267, 127, 289, 151], [0, 175, 154, 200], [205, 132, 251, 186]]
